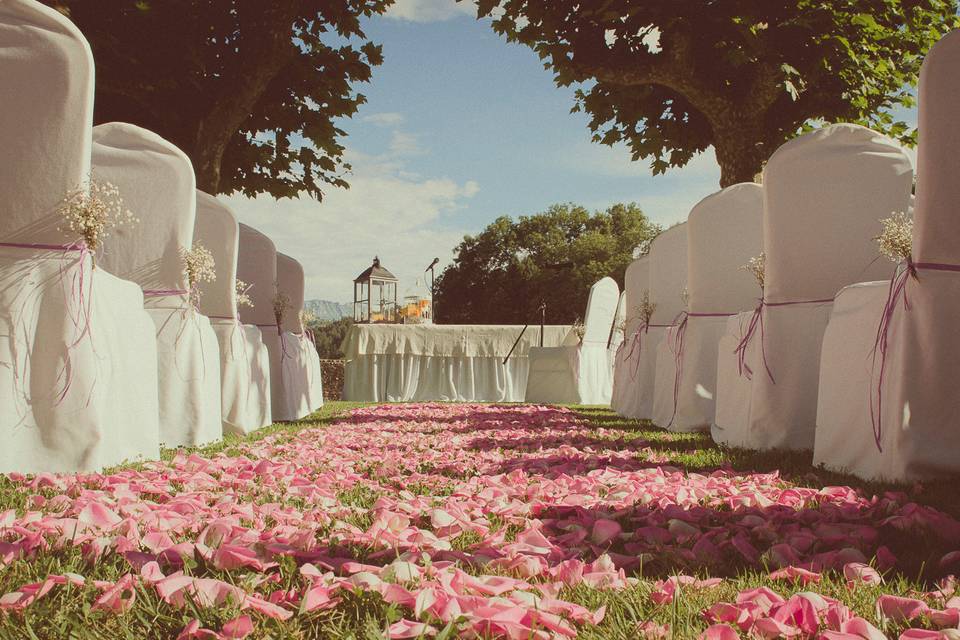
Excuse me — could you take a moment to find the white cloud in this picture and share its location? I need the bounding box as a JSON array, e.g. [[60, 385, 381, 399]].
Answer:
[[389, 130, 425, 156], [385, 0, 475, 23], [361, 112, 405, 127], [221, 147, 478, 303]]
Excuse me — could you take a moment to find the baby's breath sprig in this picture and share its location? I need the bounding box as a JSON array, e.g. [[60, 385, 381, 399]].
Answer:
[[571, 317, 586, 343], [273, 290, 292, 327], [235, 279, 253, 309], [182, 242, 216, 308], [876, 211, 913, 264], [636, 290, 656, 327], [57, 178, 138, 266], [741, 252, 766, 290]]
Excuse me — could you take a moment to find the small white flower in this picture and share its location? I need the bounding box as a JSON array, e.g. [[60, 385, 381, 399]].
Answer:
[[876, 211, 913, 264]]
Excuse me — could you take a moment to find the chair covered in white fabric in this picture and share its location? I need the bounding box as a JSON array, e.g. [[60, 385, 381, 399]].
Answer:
[[611, 256, 652, 417], [0, 0, 159, 472], [94, 123, 222, 448], [277, 252, 322, 415], [627, 224, 688, 419], [194, 192, 271, 435], [237, 225, 301, 421], [814, 32, 960, 480], [712, 123, 912, 451], [525, 277, 620, 405], [652, 184, 764, 432]]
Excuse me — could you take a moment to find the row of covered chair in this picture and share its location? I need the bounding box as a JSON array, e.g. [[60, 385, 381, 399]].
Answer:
[[0, 0, 322, 473], [613, 27, 960, 482]]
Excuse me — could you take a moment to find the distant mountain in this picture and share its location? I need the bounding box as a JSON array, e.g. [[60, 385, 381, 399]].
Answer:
[[305, 299, 352, 322]]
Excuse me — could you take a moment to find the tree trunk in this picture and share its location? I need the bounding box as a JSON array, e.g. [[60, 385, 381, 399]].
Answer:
[[713, 132, 770, 187]]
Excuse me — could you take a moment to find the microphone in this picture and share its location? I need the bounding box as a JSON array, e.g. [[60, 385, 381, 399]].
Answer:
[[425, 258, 439, 272]]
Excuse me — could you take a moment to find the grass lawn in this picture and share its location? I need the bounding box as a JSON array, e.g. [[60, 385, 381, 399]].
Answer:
[[0, 402, 957, 639]]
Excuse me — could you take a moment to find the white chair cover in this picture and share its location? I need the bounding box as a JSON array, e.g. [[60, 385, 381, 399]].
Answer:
[[238, 225, 300, 421], [0, 0, 159, 472], [94, 123, 222, 448], [194, 192, 271, 435], [627, 224, 688, 419], [653, 183, 764, 431], [525, 277, 620, 405], [714, 123, 912, 451], [611, 256, 653, 417], [277, 252, 322, 415], [815, 32, 960, 480]]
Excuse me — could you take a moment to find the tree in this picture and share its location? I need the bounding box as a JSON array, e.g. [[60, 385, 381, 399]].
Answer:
[[474, 0, 958, 187], [308, 317, 353, 359], [435, 203, 658, 324], [46, 0, 391, 198]]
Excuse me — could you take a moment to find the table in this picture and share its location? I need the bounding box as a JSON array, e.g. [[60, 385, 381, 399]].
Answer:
[[342, 324, 575, 402]]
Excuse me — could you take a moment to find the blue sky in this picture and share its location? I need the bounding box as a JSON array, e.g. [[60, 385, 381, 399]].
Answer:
[[224, 0, 916, 303]]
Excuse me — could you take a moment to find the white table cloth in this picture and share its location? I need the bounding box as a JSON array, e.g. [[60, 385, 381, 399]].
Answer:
[[712, 123, 913, 451], [0, 0, 160, 473], [815, 30, 960, 480], [652, 183, 764, 432], [194, 192, 271, 435], [344, 324, 573, 403]]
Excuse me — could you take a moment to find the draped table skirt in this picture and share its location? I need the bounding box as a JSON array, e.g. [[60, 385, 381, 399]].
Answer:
[[342, 325, 574, 403]]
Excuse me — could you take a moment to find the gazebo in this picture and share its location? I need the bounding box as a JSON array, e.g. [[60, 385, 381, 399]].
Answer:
[[353, 256, 398, 323]]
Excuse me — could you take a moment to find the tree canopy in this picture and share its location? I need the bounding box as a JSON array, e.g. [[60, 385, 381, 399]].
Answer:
[[46, 0, 391, 198], [474, 0, 958, 187], [435, 203, 658, 324]]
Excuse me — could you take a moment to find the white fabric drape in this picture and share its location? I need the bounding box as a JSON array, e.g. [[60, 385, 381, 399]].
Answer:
[[237, 225, 305, 422], [94, 123, 223, 448], [195, 192, 271, 435], [815, 31, 960, 480], [275, 253, 315, 419], [0, 1, 160, 473], [612, 257, 653, 417], [526, 277, 620, 405], [711, 124, 912, 452], [345, 325, 572, 403], [652, 183, 764, 432], [629, 225, 688, 419]]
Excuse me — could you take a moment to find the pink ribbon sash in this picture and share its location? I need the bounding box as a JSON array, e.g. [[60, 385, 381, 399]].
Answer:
[[621, 322, 672, 380], [870, 260, 960, 452], [665, 311, 738, 428], [734, 297, 834, 383], [0, 241, 93, 406]]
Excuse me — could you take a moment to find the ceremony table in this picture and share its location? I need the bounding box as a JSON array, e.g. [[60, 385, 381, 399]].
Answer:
[[343, 324, 574, 402]]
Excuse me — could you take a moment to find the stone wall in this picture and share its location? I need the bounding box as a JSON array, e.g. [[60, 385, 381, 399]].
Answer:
[[320, 359, 344, 401]]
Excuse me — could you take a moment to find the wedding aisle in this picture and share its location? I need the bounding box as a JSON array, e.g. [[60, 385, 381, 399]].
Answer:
[[1, 403, 959, 639]]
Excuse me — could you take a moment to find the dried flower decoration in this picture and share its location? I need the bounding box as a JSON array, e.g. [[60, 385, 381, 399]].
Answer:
[[571, 317, 586, 343], [299, 309, 316, 327], [235, 279, 253, 309], [876, 211, 913, 264], [273, 290, 291, 327], [636, 290, 657, 327], [741, 252, 766, 289], [57, 178, 138, 265], [181, 242, 216, 308]]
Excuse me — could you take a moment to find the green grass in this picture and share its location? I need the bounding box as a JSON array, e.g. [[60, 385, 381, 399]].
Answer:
[[0, 402, 955, 639]]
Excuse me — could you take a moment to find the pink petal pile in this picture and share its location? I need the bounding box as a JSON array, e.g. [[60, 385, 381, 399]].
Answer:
[[0, 404, 958, 638]]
